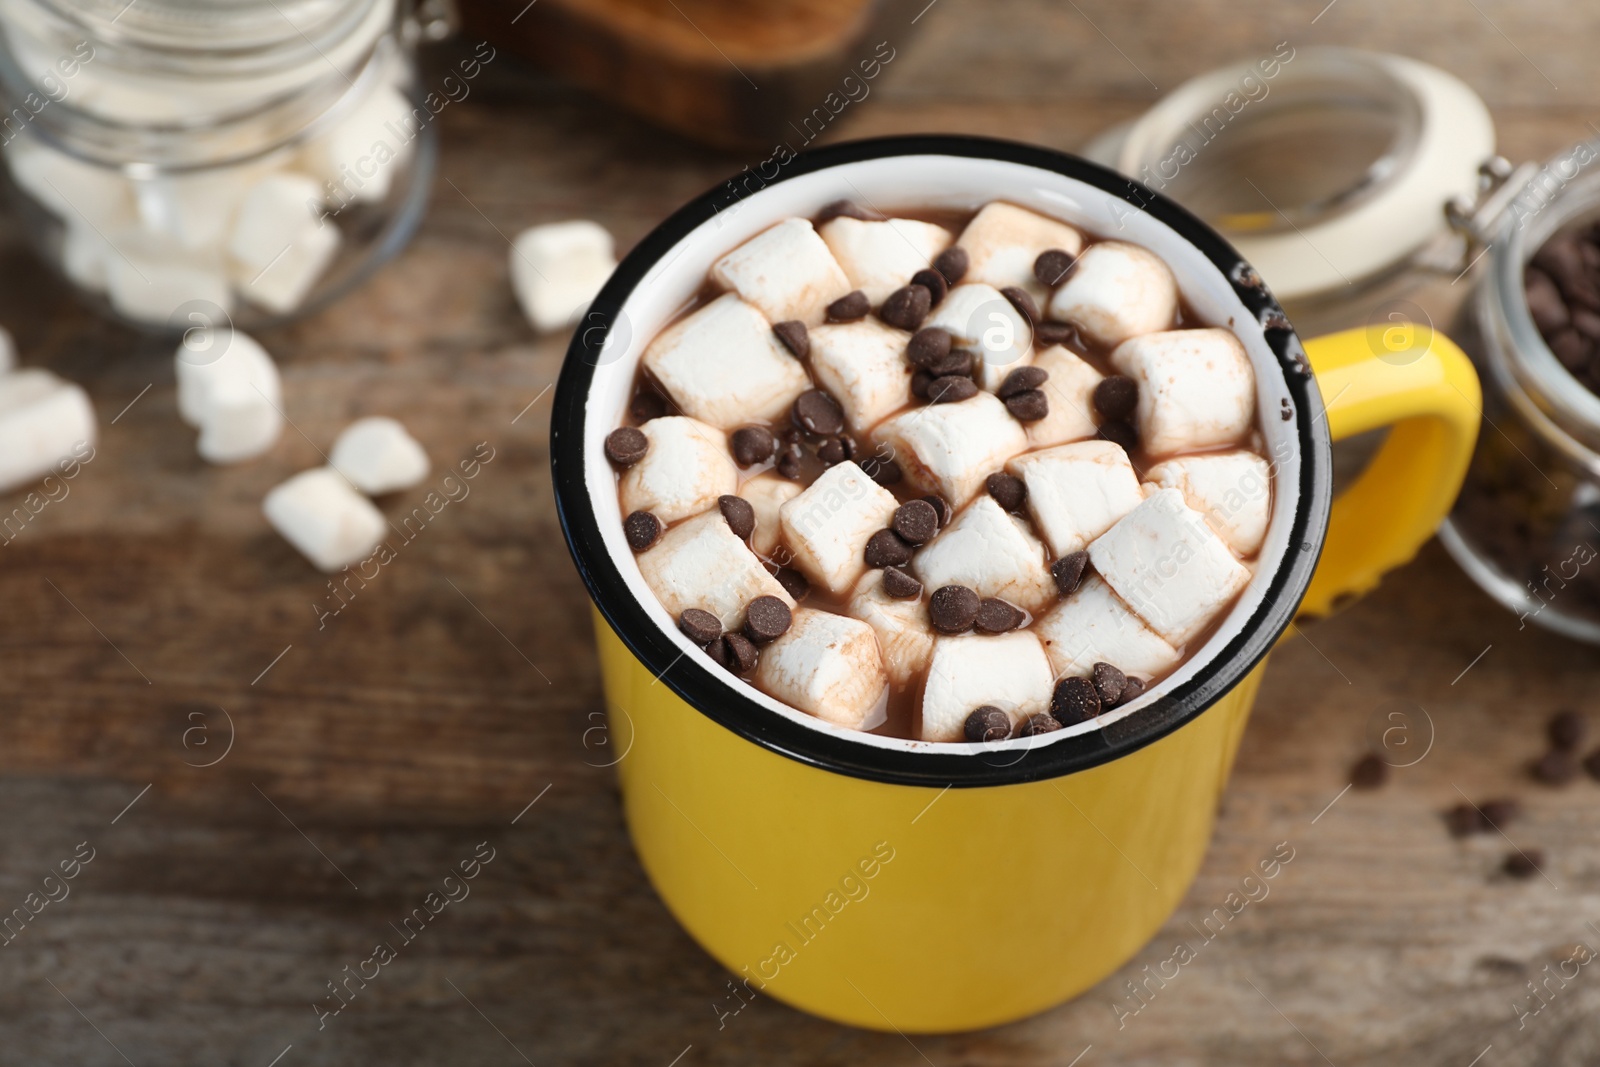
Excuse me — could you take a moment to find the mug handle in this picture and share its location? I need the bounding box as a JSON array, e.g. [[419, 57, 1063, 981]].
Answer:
[[1296, 324, 1482, 618]]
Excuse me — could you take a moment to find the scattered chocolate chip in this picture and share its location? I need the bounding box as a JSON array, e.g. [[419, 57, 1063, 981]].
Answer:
[[921, 495, 953, 528], [1350, 753, 1387, 790], [1094, 375, 1139, 420], [1051, 551, 1089, 597], [1503, 848, 1545, 880], [933, 246, 968, 285], [1549, 709, 1586, 751], [743, 595, 792, 644], [717, 632, 760, 675], [630, 389, 669, 422], [1444, 803, 1481, 838], [838, 434, 859, 460], [816, 199, 873, 222], [1119, 677, 1146, 704], [719, 495, 755, 540], [1000, 286, 1038, 326], [1034, 321, 1075, 347], [793, 389, 845, 435], [907, 326, 954, 369], [816, 436, 847, 466], [1050, 676, 1101, 726], [965, 706, 1013, 742], [1034, 248, 1076, 288], [911, 369, 934, 399], [864, 528, 914, 568], [892, 500, 939, 545], [879, 284, 932, 331], [731, 426, 777, 468], [997, 365, 1049, 399], [1091, 662, 1126, 706], [678, 608, 722, 646], [986, 471, 1027, 512], [773, 320, 809, 359], [1480, 798, 1521, 827], [1098, 419, 1139, 452], [926, 347, 974, 378], [774, 566, 810, 600], [929, 585, 980, 634], [1019, 712, 1062, 736], [881, 566, 922, 599], [604, 426, 649, 468], [624, 510, 662, 552], [928, 375, 978, 403], [1584, 748, 1600, 782], [910, 268, 948, 305], [775, 448, 803, 480], [975, 597, 1025, 634], [1005, 390, 1049, 422], [826, 290, 871, 323], [1531, 749, 1578, 785]]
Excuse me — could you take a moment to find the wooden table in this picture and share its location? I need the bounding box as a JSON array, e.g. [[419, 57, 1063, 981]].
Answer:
[[7, 3, 1600, 1063]]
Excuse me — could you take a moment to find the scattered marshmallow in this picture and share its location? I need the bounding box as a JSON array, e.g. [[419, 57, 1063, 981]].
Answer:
[[1048, 241, 1177, 347], [1025, 345, 1103, 449], [636, 508, 794, 631], [510, 220, 617, 334], [642, 294, 811, 430], [1145, 451, 1272, 558], [924, 283, 1033, 392], [330, 416, 429, 494], [263, 467, 387, 572], [739, 471, 802, 559], [779, 460, 900, 595], [1110, 328, 1256, 456], [818, 216, 952, 304], [873, 391, 1028, 507], [0, 368, 96, 494], [174, 328, 283, 465], [1034, 574, 1180, 682], [1089, 487, 1252, 646], [753, 608, 887, 730], [1006, 440, 1144, 558], [807, 318, 915, 432], [846, 570, 935, 689], [912, 495, 1056, 615], [954, 202, 1084, 302], [710, 217, 851, 326], [618, 416, 738, 524], [921, 631, 1054, 741], [227, 173, 340, 315]]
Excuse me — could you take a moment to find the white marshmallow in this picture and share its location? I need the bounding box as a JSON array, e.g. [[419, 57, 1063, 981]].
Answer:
[[1034, 575, 1180, 682], [1048, 241, 1177, 347], [738, 472, 802, 559], [873, 391, 1028, 508], [807, 318, 914, 432], [710, 217, 851, 326], [228, 173, 341, 314], [1110, 328, 1256, 456], [107, 250, 233, 327], [753, 608, 887, 730], [818, 216, 952, 304], [7, 141, 132, 230], [174, 328, 283, 464], [300, 84, 416, 205], [954, 201, 1084, 303], [635, 509, 793, 631], [1006, 440, 1144, 558], [263, 467, 387, 572], [912, 495, 1056, 615], [924, 283, 1033, 392], [1145, 451, 1272, 558], [642, 294, 811, 430], [330, 416, 430, 494], [1089, 487, 1252, 645], [921, 631, 1054, 741], [0, 369, 96, 494], [618, 416, 738, 524], [510, 220, 617, 334], [1026, 345, 1103, 449], [131, 169, 252, 251], [778, 461, 900, 595], [846, 570, 935, 689]]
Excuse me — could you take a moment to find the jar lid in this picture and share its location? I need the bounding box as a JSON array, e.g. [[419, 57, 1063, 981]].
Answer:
[[1084, 47, 1494, 301]]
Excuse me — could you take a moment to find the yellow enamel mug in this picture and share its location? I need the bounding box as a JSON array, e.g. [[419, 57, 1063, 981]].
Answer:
[[552, 136, 1481, 1033]]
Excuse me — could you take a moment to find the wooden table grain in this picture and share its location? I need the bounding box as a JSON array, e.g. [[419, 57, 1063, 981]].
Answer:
[[7, 3, 1600, 1064]]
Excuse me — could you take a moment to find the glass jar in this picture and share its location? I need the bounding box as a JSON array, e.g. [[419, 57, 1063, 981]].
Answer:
[[0, 0, 438, 331]]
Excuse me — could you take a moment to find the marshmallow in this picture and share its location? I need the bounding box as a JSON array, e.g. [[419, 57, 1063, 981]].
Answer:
[[635, 508, 793, 631], [954, 202, 1084, 303], [131, 169, 252, 252], [0, 369, 97, 494], [818, 216, 952, 304], [1048, 241, 1177, 347], [300, 84, 415, 205], [1110, 328, 1256, 456], [1034, 575, 1180, 682], [1089, 487, 1251, 645], [873, 391, 1028, 507], [779, 460, 900, 595], [753, 608, 887, 730], [510, 220, 617, 334], [738, 471, 802, 559], [1026, 345, 1103, 449], [924, 283, 1034, 392], [921, 631, 1054, 741], [1006, 440, 1144, 558], [174, 328, 283, 464], [228, 173, 341, 314], [1145, 451, 1272, 558], [263, 467, 387, 572], [330, 416, 430, 494], [642, 294, 811, 430], [618, 416, 738, 524], [7, 141, 132, 230], [846, 570, 935, 689], [912, 495, 1056, 615], [710, 217, 851, 326], [807, 318, 915, 432], [103, 229, 233, 326]]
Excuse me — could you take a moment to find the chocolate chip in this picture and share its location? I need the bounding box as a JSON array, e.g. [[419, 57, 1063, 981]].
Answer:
[[1574, 306, 1600, 340], [604, 427, 649, 468], [773, 566, 810, 600], [929, 585, 980, 634], [1119, 677, 1146, 704], [933, 246, 968, 285], [964, 706, 1012, 742], [926, 347, 974, 378], [997, 365, 1049, 399], [1350, 753, 1387, 790], [1091, 662, 1126, 706], [865, 457, 903, 485], [743, 595, 792, 644], [907, 327, 953, 369], [1034, 321, 1075, 347], [1549, 709, 1586, 751], [816, 436, 847, 466], [630, 389, 669, 421], [1584, 748, 1600, 782], [891, 500, 938, 545], [986, 471, 1027, 512], [864, 528, 914, 568], [881, 566, 922, 599], [928, 375, 978, 403], [730, 425, 776, 468], [1034, 248, 1076, 288], [624, 510, 662, 551], [1094, 375, 1139, 420], [879, 284, 932, 331], [1503, 848, 1545, 880], [1480, 798, 1521, 827], [1051, 551, 1088, 597], [910, 268, 948, 305], [1444, 803, 1481, 838], [1005, 390, 1049, 422], [1000, 286, 1038, 326], [921, 495, 952, 528], [775, 448, 803, 480], [793, 389, 845, 435], [773, 320, 809, 359], [719, 495, 755, 540], [1531, 749, 1578, 785], [1526, 267, 1571, 336], [716, 632, 760, 675], [1019, 712, 1062, 737], [911, 369, 934, 399], [1098, 419, 1139, 452], [838, 434, 858, 460], [1549, 328, 1592, 373], [826, 290, 870, 323], [1050, 676, 1101, 725], [975, 597, 1024, 634], [816, 199, 873, 222], [677, 608, 722, 645]]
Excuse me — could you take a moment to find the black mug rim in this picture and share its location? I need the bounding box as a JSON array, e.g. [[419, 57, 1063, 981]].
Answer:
[[552, 134, 1332, 789]]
